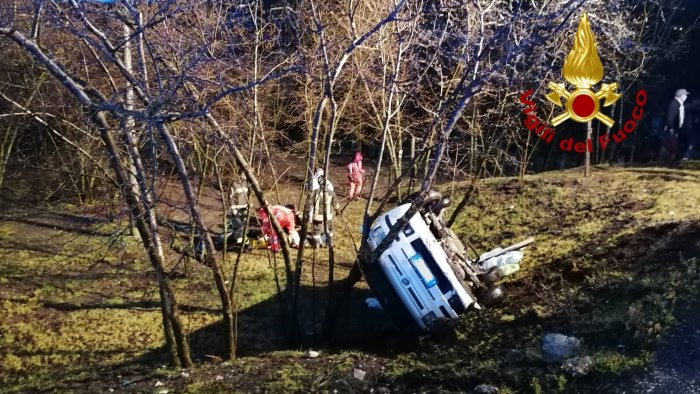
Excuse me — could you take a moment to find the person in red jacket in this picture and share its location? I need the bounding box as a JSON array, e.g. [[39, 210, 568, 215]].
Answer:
[[258, 204, 300, 251], [346, 151, 365, 200]]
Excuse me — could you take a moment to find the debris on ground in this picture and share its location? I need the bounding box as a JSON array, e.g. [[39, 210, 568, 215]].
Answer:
[[353, 369, 366, 381], [365, 298, 382, 309], [204, 355, 222, 363], [563, 356, 593, 377], [478, 250, 523, 278], [303, 350, 320, 358], [154, 380, 164, 387], [474, 383, 499, 393], [542, 333, 582, 362]]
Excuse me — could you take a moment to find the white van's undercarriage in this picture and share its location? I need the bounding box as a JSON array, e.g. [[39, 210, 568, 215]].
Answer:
[[365, 191, 532, 331]]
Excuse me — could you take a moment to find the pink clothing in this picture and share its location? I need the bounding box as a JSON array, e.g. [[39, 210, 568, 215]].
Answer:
[[258, 205, 297, 250], [347, 152, 365, 199], [347, 162, 364, 183], [347, 153, 365, 183]]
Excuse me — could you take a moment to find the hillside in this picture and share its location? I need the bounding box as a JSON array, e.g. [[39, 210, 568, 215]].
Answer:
[[1, 162, 699, 393]]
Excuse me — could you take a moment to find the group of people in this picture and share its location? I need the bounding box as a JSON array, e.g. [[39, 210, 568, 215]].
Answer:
[[663, 88, 698, 161], [231, 151, 366, 251]]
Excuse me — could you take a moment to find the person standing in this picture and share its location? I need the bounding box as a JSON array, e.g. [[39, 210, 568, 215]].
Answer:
[[346, 151, 365, 200], [309, 170, 339, 247], [229, 173, 249, 212], [665, 88, 690, 161]]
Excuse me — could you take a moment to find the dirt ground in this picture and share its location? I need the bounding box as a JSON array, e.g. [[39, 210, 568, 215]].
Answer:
[[0, 160, 699, 393]]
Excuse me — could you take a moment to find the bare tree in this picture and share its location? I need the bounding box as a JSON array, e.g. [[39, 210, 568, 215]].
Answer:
[[1, 0, 691, 360]]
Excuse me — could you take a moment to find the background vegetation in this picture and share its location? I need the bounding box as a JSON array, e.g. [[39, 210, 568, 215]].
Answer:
[[0, 0, 698, 392]]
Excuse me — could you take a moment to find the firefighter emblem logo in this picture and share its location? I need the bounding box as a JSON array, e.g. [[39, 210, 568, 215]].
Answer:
[[546, 13, 620, 127]]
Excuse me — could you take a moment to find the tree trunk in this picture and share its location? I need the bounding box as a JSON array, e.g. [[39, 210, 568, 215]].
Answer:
[[123, 22, 140, 238], [601, 102, 616, 164], [409, 136, 416, 194], [157, 124, 237, 360], [110, 115, 193, 368], [0, 28, 193, 367], [585, 120, 592, 177], [291, 91, 327, 342]]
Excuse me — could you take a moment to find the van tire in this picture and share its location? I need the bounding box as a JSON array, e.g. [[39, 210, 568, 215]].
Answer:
[[478, 285, 504, 306], [480, 267, 502, 286]]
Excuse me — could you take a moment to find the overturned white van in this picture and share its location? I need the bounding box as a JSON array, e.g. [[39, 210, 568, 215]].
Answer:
[[364, 192, 531, 332]]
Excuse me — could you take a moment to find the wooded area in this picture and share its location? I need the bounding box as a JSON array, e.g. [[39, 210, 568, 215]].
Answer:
[[1, 1, 698, 392]]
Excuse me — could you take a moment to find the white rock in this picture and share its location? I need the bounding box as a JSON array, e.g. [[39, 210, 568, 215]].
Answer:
[[474, 384, 499, 394], [353, 369, 366, 381], [180, 371, 190, 378], [158, 390, 169, 394], [155, 381, 164, 387], [563, 356, 593, 377], [215, 375, 224, 381], [303, 350, 320, 358]]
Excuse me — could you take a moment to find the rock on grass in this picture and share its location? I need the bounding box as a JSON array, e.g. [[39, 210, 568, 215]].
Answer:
[[542, 333, 581, 362]]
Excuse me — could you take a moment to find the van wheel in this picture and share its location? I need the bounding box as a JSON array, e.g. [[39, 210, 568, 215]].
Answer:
[[478, 285, 504, 306], [480, 267, 502, 286]]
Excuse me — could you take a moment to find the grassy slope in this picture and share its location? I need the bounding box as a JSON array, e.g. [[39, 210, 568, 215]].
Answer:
[[0, 163, 698, 393]]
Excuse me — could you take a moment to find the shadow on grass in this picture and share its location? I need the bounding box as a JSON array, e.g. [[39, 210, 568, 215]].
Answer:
[[635, 173, 700, 182], [4, 217, 117, 238], [13, 283, 420, 392], [127, 219, 700, 393], [6, 221, 699, 394], [184, 284, 420, 360], [43, 300, 222, 314], [502, 219, 700, 338], [0, 239, 77, 257], [619, 160, 700, 177], [386, 220, 700, 393]]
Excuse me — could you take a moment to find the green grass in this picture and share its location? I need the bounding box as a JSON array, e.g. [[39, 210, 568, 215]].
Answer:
[[593, 351, 652, 374], [1, 163, 699, 392]]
